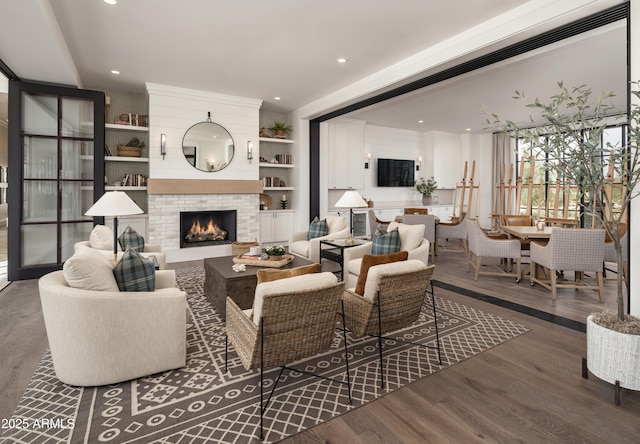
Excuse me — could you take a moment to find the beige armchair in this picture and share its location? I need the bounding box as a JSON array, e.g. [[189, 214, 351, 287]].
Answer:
[[402, 214, 437, 263], [288, 214, 349, 263], [343, 222, 430, 288], [530, 228, 605, 301], [39, 267, 187, 386]]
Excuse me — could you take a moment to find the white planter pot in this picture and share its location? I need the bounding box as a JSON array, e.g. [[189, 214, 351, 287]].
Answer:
[[586, 315, 640, 391]]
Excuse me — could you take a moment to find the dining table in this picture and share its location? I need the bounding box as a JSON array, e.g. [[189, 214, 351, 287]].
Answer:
[[499, 225, 554, 240]]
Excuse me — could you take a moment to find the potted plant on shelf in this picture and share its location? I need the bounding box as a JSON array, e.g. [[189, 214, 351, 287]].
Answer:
[[487, 81, 640, 403], [268, 121, 293, 139], [415, 176, 437, 205]]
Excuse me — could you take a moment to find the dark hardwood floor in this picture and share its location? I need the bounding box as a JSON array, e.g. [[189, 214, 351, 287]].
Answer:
[[1, 252, 638, 443]]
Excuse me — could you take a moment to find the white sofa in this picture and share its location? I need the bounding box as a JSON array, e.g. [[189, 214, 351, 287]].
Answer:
[[288, 214, 350, 263], [74, 224, 167, 269], [39, 248, 187, 386], [342, 222, 430, 289]]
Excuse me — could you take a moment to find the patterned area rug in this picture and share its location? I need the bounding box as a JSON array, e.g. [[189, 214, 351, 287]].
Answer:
[[2, 267, 528, 443]]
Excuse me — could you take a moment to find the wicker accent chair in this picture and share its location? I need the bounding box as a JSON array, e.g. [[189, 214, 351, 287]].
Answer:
[[530, 228, 605, 302], [466, 218, 522, 281], [437, 212, 467, 254], [225, 272, 350, 439], [402, 214, 437, 263], [342, 261, 440, 389], [368, 210, 390, 239]]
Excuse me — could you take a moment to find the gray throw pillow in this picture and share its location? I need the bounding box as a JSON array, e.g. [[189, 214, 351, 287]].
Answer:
[[371, 226, 401, 255], [118, 225, 145, 252], [307, 217, 329, 240]]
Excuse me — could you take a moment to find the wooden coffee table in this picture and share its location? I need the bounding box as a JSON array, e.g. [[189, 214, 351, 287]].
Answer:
[[204, 254, 315, 317]]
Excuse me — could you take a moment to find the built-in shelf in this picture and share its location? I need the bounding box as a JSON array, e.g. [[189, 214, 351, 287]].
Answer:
[[105, 123, 149, 132], [105, 186, 148, 191], [105, 156, 149, 163], [264, 187, 295, 191], [259, 162, 294, 168], [259, 137, 294, 144]]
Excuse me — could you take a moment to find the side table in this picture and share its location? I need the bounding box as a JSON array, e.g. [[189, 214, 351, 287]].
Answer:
[[319, 238, 369, 281]]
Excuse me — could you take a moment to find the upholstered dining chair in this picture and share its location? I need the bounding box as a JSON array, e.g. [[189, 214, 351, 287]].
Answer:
[[500, 214, 536, 252], [530, 228, 605, 302], [341, 260, 440, 389], [437, 212, 467, 255], [466, 218, 522, 281], [402, 214, 437, 263], [225, 272, 349, 439]]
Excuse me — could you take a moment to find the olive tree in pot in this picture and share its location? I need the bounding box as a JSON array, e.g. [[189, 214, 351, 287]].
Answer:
[[487, 81, 640, 403]]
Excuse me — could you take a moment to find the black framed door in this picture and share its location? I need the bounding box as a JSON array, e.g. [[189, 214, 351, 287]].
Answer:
[[8, 81, 104, 280]]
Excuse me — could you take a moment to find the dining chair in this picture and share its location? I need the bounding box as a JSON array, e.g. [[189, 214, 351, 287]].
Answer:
[[403, 207, 429, 215], [500, 214, 536, 252], [466, 218, 522, 281], [368, 210, 390, 240], [437, 212, 468, 255], [530, 228, 605, 302]]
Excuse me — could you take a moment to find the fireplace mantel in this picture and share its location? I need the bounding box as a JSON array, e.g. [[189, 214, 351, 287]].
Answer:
[[147, 179, 263, 195]]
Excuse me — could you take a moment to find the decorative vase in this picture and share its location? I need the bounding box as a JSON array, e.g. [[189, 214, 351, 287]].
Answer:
[[422, 194, 432, 206], [586, 315, 640, 392]]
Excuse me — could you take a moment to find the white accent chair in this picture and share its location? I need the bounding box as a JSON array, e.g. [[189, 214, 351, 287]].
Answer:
[[288, 214, 349, 263], [437, 212, 468, 254], [466, 218, 522, 281], [402, 214, 437, 263], [343, 222, 430, 289], [74, 224, 167, 269], [39, 247, 187, 386], [530, 228, 605, 302]]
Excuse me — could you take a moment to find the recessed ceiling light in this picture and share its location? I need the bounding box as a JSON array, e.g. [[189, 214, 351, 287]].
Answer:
[[418, 120, 424, 124], [104, 0, 117, 5], [337, 58, 347, 63], [111, 70, 120, 75], [274, 97, 281, 100], [466, 128, 471, 131]]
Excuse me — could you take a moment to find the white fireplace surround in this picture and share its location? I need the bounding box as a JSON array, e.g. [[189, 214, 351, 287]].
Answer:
[[148, 194, 260, 263]]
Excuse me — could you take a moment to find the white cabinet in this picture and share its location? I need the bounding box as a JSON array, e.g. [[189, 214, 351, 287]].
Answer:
[[327, 120, 365, 189], [426, 131, 461, 189], [260, 211, 295, 244]]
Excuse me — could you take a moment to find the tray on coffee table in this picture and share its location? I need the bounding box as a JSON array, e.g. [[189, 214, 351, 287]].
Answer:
[[232, 254, 294, 268]]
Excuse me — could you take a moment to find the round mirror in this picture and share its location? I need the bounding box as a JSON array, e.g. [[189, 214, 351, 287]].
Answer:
[[182, 121, 235, 172]]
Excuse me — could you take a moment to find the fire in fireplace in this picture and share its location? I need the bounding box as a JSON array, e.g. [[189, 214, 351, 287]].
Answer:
[[180, 210, 237, 248]]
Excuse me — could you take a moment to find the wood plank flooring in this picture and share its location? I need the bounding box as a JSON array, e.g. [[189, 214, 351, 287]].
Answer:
[[1, 253, 638, 443]]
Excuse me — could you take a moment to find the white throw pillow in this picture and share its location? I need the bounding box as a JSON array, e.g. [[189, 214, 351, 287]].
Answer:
[[89, 225, 119, 251], [363, 259, 426, 301], [251, 272, 338, 326], [325, 214, 346, 234], [63, 246, 119, 292], [388, 221, 424, 252]]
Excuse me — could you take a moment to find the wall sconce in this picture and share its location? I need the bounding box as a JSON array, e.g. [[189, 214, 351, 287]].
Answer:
[[160, 134, 167, 160], [247, 141, 253, 164], [364, 152, 371, 169], [207, 159, 216, 171], [416, 156, 422, 171]]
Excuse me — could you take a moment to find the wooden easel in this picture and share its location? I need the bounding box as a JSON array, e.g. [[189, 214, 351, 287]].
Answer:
[[452, 160, 480, 221]]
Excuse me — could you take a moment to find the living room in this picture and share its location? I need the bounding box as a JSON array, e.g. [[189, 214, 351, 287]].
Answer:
[[1, 1, 639, 442]]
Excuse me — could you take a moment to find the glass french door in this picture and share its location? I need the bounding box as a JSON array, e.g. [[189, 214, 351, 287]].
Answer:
[[8, 81, 104, 280]]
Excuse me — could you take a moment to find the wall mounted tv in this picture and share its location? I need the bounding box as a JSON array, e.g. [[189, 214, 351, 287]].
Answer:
[[377, 158, 415, 187]]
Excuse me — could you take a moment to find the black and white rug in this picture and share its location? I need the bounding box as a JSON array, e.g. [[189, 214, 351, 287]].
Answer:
[[2, 267, 528, 443]]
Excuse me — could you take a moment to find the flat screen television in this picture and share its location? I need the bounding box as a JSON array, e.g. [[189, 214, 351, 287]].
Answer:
[[377, 158, 415, 187]]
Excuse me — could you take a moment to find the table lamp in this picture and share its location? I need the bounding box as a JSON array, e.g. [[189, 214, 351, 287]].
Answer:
[[335, 190, 368, 244], [85, 191, 144, 265]]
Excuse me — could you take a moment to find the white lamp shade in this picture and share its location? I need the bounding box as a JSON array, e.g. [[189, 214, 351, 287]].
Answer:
[[334, 190, 368, 209], [85, 191, 143, 217]]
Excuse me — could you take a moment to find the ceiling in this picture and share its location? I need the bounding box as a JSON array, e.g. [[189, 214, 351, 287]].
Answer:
[[0, 0, 628, 134]]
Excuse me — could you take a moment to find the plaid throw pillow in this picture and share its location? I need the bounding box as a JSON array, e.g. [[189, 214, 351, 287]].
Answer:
[[371, 226, 401, 255], [307, 217, 329, 240], [118, 225, 145, 252], [113, 247, 155, 292]]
